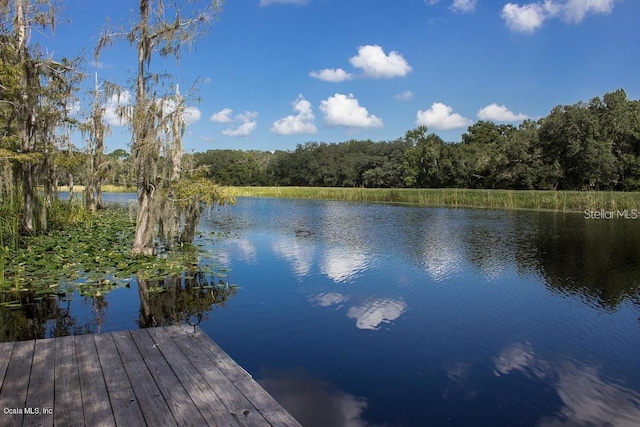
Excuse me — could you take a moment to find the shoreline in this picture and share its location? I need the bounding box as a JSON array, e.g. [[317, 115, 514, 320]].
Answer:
[[57, 185, 640, 213], [224, 186, 640, 213]]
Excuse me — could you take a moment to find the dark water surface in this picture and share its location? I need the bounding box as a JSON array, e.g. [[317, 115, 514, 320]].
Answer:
[[5, 195, 640, 426]]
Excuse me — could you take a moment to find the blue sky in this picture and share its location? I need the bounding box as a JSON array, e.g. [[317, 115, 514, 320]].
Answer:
[[38, 0, 640, 153]]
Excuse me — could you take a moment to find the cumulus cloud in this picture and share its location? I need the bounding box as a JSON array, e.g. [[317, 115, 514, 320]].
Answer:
[[451, 0, 477, 13], [66, 100, 81, 117], [416, 102, 472, 130], [103, 91, 132, 127], [563, 0, 614, 23], [223, 111, 258, 137], [158, 99, 202, 125], [320, 93, 383, 129], [477, 103, 529, 122], [259, 0, 308, 6], [501, 2, 551, 32], [271, 95, 317, 136], [426, 0, 476, 12], [309, 68, 353, 82], [394, 90, 414, 101], [349, 45, 412, 79], [502, 0, 615, 33], [182, 107, 201, 125], [210, 108, 234, 123]]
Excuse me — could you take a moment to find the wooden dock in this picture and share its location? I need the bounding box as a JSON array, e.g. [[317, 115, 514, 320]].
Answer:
[[0, 325, 301, 427]]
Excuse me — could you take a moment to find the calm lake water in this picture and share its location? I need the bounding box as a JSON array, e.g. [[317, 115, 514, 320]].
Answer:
[[5, 195, 640, 426]]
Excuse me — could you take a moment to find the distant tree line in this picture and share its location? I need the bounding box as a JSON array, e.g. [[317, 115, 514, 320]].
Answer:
[[193, 89, 640, 191]]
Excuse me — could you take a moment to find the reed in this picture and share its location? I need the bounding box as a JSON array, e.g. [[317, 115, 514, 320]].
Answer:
[[225, 187, 640, 213], [57, 185, 137, 193]]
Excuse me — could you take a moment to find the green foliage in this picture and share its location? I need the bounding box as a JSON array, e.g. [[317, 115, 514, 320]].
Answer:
[[0, 206, 225, 302], [226, 186, 640, 213], [191, 89, 640, 193]]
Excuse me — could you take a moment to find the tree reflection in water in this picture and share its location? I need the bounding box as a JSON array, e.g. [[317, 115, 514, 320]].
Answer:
[[137, 269, 237, 328], [0, 269, 237, 342], [0, 292, 85, 342]]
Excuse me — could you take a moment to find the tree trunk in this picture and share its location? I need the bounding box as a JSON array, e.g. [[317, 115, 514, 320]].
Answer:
[[130, 0, 158, 255], [179, 199, 201, 244]]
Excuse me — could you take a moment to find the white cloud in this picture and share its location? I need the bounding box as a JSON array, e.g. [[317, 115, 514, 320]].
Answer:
[[182, 107, 202, 125], [259, 0, 308, 6], [451, 0, 477, 13], [349, 45, 412, 79], [477, 103, 529, 121], [157, 99, 202, 126], [271, 95, 318, 136], [103, 91, 132, 127], [222, 111, 258, 137], [501, 3, 549, 32], [210, 108, 233, 123], [502, 0, 615, 33], [394, 90, 414, 101], [416, 102, 472, 130], [320, 93, 383, 129], [562, 0, 614, 23], [309, 68, 353, 82], [66, 100, 81, 117]]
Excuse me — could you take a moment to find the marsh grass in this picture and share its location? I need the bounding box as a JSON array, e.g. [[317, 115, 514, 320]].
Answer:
[[57, 185, 137, 193], [225, 187, 640, 213]]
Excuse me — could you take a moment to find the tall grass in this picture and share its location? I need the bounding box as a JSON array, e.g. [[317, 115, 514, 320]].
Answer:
[[57, 185, 137, 193], [225, 186, 640, 213]]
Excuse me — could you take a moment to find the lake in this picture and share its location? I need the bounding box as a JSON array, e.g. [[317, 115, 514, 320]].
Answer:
[[4, 195, 640, 426]]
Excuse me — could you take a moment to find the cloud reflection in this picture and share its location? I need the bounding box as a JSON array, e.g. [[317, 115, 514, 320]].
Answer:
[[321, 246, 369, 283], [493, 343, 640, 426], [258, 368, 370, 427], [347, 298, 407, 330], [421, 213, 463, 282], [493, 342, 536, 376], [272, 236, 316, 278], [309, 292, 349, 307]]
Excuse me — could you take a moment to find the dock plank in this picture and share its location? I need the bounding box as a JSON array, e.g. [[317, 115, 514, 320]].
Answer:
[[0, 340, 35, 427], [0, 326, 300, 427], [177, 324, 253, 383], [147, 327, 241, 427], [24, 338, 55, 427], [0, 341, 15, 389], [234, 379, 302, 427], [111, 330, 178, 427], [94, 333, 146, 427], [165, 326, 268, 427], [54, 335, 83, 427], [131, 329, 207, 427], [75, 334, 115, 426]]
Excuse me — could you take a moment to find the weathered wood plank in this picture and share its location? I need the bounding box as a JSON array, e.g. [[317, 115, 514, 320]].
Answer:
[[24, 338, 55, 427], [0, 327, 301, 427], [234, 379, 302, 427], [54, 335, 83, 427], [94, 333, 146, 427], [167, 326, 274, 427], [0, 340, 34, 427], [111, 330, 177, 427], [177, 325, 253, 383], [0, 341, 15, 389], [130, 328, 207, 427], [147, 326, 241, 427], [75, 334, 115, 426]]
